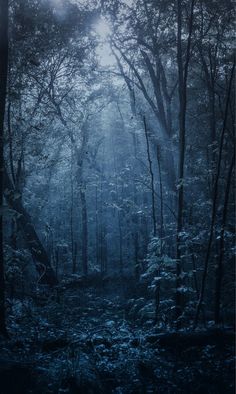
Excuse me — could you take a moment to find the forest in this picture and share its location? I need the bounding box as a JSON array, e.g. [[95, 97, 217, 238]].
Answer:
[[0, 0, 235, 393]]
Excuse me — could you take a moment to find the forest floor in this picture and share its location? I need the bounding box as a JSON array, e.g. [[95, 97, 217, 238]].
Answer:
[[0, 276, 234, 394]]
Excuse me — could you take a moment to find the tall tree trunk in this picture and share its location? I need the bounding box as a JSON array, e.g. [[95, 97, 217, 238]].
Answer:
[[141, 192, 149, 258], [118, 209, 123, 275], [0, 0, 8, 336], [70, 146, 77, 274], [99, 176, 103, 274], [95, 184, 99, 269], [101, 223, 107, 275], [214, 152, 235, 325], [176, 0, 194, 325], [111, 133, 124, 276], [80, 187, 88, 276], [7, 102, 16, 184], [157, 144, 164, 251], [198, 44, 217, 192], [4, 171, 58, 286], [176, 0, 186, 323], [194, 62, 235, 328], [131, 132, 140, 280], [143, 116, 157, 236]]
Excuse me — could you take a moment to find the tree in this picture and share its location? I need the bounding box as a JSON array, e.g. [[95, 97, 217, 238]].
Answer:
[[108, 0, 178, 192], [194, 62, 235, 328], [0, 0, 9, 336], [175, 0, 195, 325], [4, 171, 58, 285], [214, 151, 235, 324]]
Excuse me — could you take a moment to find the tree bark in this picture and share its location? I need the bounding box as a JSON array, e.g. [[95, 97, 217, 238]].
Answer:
[[176, 0, 195, 325], [214, 152, 235, 324], [0, 0, 9, 336], [70, 145, 77, 274], [157, 145, 164, 250], [80, 187, 88, 276], [4, 171, 58, 286], [143, 116, 157, 236]]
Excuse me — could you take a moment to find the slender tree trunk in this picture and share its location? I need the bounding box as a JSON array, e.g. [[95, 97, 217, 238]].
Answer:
[[73, 122, 89, 276], [111, 134, 124, 276], [0, 0, 8, 336], [80, 187, 88, 276], [214, 152, 235, 325], [141, 192, 149, 258], [131, 132, 140, 280], [157, 145, 164, 252], [132, 186, 140, 280], [176, 0, 194, 325], [191, 253, 199, 298], [143, 116, 157, 236], [209, 92, 216, 164], [101, 223, 108, 275], [154, 146, 164, 325], [70, 146, 77, 274], [154, 272, 161, 325], [198, 44, 217, 189], [176, 0, 186, 323], [118, 210, 123, 275], [95, 184, 99, 269], [194, 63, 235, 328], [55, 247, 59, 280], [99, 176, 103, 274], [7, 102, 16, 184], [133, 232, 139, 280]]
